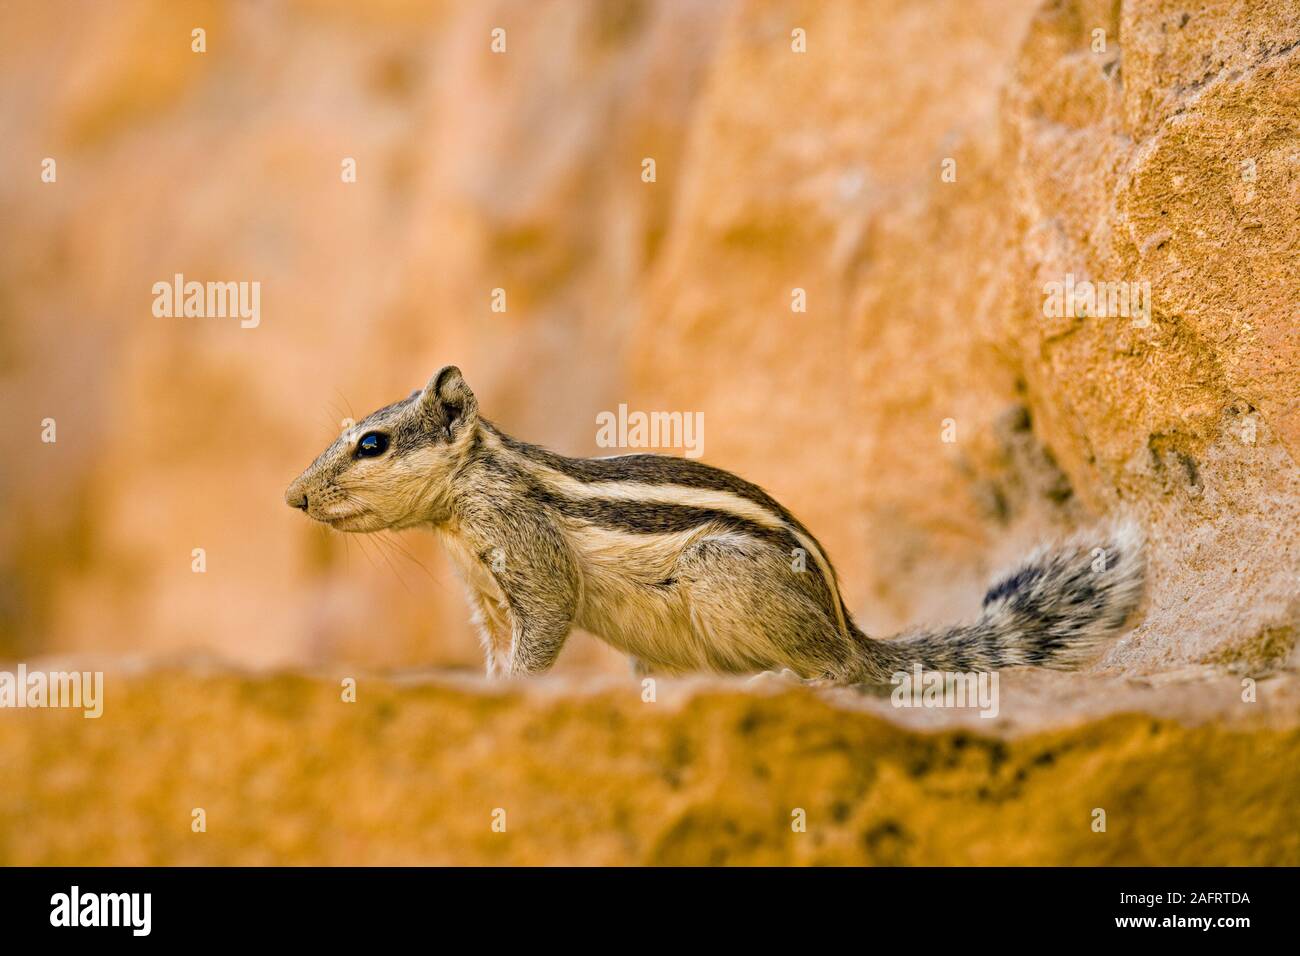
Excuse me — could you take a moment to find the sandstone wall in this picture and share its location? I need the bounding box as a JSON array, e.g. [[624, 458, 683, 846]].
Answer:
[[4, 0, 1294, 677], [631, 0, 1300, 675], [3, 0, 1295, 676]]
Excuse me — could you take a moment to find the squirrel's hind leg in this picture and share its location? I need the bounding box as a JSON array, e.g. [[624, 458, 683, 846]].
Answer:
[[677, 534, 854, 680]]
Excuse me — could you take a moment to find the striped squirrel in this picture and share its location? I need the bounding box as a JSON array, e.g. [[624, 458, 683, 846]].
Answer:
[[285, 367, 1145, 681]]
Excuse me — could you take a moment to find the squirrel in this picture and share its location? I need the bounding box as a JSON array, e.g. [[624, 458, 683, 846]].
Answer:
[[285, 366, 1146, 682]]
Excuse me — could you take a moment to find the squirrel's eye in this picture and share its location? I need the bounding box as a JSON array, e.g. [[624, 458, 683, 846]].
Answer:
[[356, 432, 389, 458]]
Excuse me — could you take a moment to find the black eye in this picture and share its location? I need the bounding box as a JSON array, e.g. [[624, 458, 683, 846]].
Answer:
[[355, 432, 389, 458]]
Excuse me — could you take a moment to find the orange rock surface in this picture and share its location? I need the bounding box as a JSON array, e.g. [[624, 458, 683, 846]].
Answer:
[[2, 667, 1297, 865]]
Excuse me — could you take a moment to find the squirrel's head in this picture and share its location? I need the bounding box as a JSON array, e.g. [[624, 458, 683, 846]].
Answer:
[[284, 365, 479, 532]]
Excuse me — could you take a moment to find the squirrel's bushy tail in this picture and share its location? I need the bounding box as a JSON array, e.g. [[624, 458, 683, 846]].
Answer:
[[855, 520, 1146, 681]]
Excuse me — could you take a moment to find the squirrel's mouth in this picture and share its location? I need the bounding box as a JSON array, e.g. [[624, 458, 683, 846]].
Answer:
[[320, 509, 373, 531]]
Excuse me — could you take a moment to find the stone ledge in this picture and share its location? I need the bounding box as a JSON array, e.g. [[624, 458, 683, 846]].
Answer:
[[1, 663, 1296, 864]]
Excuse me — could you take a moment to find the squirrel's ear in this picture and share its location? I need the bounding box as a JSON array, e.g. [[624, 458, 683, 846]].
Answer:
[[421, 365, 477, 438]]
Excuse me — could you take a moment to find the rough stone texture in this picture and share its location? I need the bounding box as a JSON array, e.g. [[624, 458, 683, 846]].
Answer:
[[1, 667, 1297, 865], [999, 0, 1300, 674], [0, 0, 1297, 864], [630, 0, 1300, 672]]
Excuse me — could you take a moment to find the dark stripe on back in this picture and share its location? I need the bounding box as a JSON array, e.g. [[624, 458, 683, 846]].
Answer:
[[483, 419, 827, 549], [479, 450, 794, 546], [475, 424, 848, 615]]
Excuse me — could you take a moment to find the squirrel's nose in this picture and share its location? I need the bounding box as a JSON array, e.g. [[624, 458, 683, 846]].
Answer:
[[285, 486, 309, 511]]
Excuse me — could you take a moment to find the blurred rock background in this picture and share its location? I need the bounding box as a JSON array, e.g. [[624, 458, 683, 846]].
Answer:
[[1, 0, 1297, 680]]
